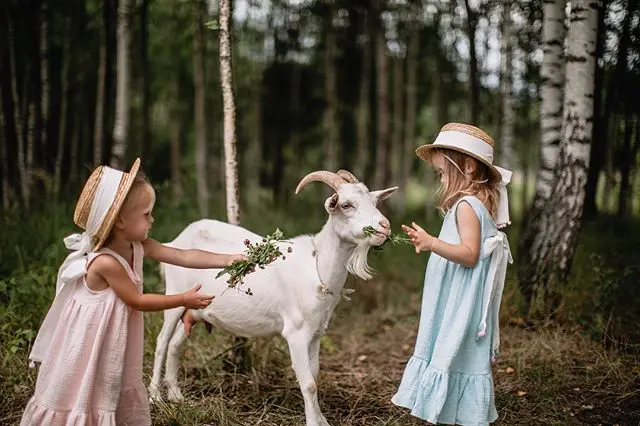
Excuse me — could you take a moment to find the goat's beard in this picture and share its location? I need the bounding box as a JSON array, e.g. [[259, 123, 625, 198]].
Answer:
[[346, 239, 374, 280]]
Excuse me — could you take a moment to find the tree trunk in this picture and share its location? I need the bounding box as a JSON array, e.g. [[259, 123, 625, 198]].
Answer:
[[8, 20, 28, 207], [94, 43, 106, 167], [323, 4, 338, 174], [0, 96, 9, 210], [398, 28, 419, 217], [390, 56, 404, 212], [463, 0, 480, 124], [170, 76, 182, 203], [583, 2, 607, 217], [26, 101, 35, 193], [373, 0, 390, 190], [220, 0, 240, 226], [518, 0, 599, 319], [499, 0, 515, 171], [530, 0, 566, 209], [618, 110, 634, 217], [70, 107, 80, 185], [140, 0, 151, 159], [354, 11, 371, 181], [54, 33, 70, 198], [40, 2, 49, 164], [194, 0, 209, 217], [110, 0, 132, 168]]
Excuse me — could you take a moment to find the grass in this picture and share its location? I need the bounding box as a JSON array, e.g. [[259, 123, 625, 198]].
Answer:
[[1, 184, 639, 425]]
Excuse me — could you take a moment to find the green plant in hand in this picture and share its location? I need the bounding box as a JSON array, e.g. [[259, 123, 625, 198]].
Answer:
[[216, 229, 292, 295], [363, 226, 412, 252]]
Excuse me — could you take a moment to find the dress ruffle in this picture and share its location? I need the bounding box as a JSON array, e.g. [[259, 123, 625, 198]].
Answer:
[[20, 398, 116, 426], [392, 356, 498, 426]]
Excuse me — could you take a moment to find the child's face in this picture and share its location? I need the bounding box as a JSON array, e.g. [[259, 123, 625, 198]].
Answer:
[[118, 184, 156, 242], [431, 153, 446, 184]]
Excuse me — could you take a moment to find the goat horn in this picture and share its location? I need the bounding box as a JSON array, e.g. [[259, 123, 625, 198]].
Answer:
[[336, 169, 360, 183], [295, 170, 347, 194]]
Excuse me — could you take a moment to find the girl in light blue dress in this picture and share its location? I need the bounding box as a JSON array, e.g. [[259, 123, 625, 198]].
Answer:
[[392, 123, 513, 425]]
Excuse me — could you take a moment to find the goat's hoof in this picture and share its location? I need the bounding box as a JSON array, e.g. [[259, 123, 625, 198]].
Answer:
[[166, 386, 185, 403], [148, 385, 163, 405]]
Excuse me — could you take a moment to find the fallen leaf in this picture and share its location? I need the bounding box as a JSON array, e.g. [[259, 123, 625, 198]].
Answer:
[[505, 367, 515, 374], [402, 344, 411, 351], [358, 355, 368, 362], [573, 387, 581, 391], [581, 405, 594, 410], [382, 324, 392, 331], [516, 390, 527, 397]]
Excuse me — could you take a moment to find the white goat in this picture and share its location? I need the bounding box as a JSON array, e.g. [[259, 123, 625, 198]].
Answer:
[[149, 170, 397, 426]]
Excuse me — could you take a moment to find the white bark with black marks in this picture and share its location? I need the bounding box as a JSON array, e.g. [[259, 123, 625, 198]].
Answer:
[[110, 0, 132, 168], [220, 0, 240, 226], [533, 0, 566, 206], [500, 0, 515, 171], [520, 0, 599, 318]]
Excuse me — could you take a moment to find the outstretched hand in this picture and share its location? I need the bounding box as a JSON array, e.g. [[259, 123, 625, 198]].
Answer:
[[182, 283, 215, 309], [401, 222, 436, 254]]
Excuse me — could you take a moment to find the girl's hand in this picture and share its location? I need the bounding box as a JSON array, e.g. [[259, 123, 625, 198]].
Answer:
[[182, 284, 215, 309], [227, 253, 248, 267], [402, 222, 436, 254]]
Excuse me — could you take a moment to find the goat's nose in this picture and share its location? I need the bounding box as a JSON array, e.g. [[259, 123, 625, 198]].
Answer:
[[379, 218, 390, 230]]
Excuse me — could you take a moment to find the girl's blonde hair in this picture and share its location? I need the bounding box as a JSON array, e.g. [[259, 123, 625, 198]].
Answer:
[[102, 172, 152, 245], [429, 148, 500, 219]]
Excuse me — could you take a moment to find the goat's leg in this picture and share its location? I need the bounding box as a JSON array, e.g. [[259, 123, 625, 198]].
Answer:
[[309, 335, 322, 382], [149, 307, 184, 403], [286, 331, 330, 426], [165, 320, 188, 402]]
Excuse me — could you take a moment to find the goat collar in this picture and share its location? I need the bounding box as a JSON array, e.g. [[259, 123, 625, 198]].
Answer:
[[311, 237, 355, 301]]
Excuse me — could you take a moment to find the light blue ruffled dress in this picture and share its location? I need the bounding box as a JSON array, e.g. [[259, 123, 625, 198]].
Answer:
[[392, 195, 512, 426]]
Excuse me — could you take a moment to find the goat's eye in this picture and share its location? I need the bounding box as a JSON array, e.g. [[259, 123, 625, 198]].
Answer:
[[341, 203, 353, 210]]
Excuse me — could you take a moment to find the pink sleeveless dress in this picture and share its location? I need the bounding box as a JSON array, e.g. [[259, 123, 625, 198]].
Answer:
[[21, 242, 151, 426]]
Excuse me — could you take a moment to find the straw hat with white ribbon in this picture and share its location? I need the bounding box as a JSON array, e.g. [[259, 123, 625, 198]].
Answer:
[[415, 123, 513, 228]]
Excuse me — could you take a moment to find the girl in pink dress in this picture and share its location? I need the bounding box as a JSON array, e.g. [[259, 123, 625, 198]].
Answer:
[[21, 158, 246, 426]]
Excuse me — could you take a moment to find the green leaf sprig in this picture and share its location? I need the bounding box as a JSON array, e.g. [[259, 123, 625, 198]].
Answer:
[[216, 229, 292, 295]]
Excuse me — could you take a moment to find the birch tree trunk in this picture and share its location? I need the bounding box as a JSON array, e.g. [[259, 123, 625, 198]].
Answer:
[[8, 20, 28, 207], [170, 76, 182, 203], [94, 0, 110, 167], [373, 0, 390, 189], [110, 0, 132, 168], [54, 32, 70, 197], [518, 0, 599, 318], [220, 0, 240, 225], [40, 3, 49, 159], [354, 11, 371, 181], [531, 0, 566, 208], [194, 0, 209, 217], [323, 4, 338, 174], [463, 0, 480, 124], [499, 0, 515, 171]]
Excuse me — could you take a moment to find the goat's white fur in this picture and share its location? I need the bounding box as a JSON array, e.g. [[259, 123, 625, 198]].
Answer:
[[149, 181, 397, 426]]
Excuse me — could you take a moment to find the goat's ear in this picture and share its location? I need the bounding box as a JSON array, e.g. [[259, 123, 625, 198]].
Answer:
[[371, 186, 399, 201], [325, 193, 340, 213]]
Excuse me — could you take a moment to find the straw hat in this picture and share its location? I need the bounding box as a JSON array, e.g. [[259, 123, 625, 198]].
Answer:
[[72, 158, 141, 250], [416, 122, 506, 183]]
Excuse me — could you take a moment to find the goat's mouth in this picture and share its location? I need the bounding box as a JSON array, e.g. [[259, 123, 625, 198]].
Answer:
[[362, 225, 390, 245]]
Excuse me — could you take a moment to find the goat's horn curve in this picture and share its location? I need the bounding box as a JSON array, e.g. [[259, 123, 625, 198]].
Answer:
[[295, 171, 347, 194], [336, 169, 360, 183]]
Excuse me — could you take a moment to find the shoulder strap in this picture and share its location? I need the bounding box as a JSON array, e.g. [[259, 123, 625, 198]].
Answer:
[[98, 247, 141, 282]]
